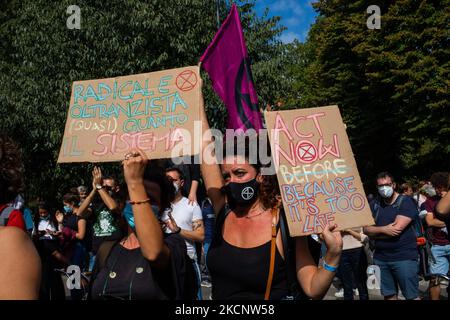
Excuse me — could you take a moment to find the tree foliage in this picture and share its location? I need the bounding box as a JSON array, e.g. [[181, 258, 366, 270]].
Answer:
[[282, 0, 449, 190]]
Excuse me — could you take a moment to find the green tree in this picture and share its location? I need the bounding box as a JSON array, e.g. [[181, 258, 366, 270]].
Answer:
[[283, 0, 449, 189]]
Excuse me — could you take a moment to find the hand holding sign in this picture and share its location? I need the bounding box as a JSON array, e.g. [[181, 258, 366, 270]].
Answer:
[[92, 166, 102, 189], [58, 66, 201, 163], [321, 224, 343, 257]]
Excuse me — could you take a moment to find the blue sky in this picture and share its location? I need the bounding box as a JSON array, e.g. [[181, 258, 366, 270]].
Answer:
[[254, 0, 318, 43]]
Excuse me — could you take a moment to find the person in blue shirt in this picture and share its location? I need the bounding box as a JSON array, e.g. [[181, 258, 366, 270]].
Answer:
[[364, 172, 420, 300]]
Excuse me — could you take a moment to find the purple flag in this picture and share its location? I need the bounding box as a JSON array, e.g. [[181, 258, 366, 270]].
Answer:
[[200, 4, 263, 132]]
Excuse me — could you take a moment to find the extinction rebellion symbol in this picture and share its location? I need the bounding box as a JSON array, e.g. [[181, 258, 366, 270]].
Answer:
[[241, 187, 254, 200]]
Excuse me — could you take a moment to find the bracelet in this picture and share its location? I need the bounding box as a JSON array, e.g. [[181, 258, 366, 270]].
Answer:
[[129, 198, 151, 205], [323, 260, 338, 272]]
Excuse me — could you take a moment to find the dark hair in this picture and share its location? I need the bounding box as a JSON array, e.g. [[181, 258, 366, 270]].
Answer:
[[376, 171, 395, 183], [144, 164, 175, 213], [430, 172, 449, 190], [165, 167, 184, 180], [63, 193, 80, 206], [222, 133, 280, 210], [0, 134, 24, 204]]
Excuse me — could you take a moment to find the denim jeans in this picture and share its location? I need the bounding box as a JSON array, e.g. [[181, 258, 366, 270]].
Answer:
[[374, 258, 419, 300]]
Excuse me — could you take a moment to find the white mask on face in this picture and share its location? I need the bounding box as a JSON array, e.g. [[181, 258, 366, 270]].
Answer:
[[378, 186, 394, 198]]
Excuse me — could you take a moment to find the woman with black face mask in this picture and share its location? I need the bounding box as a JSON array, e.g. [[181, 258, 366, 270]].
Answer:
[[199, 91, 343, 300]]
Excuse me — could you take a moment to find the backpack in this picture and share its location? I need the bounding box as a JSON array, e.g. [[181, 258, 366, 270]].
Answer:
[[278, 209, 321, 300], [0, 205, 15, 227], [217, 205, 321, 300]]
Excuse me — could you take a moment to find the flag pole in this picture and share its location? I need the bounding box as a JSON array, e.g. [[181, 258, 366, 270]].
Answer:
[[215, 0, 221, 29]]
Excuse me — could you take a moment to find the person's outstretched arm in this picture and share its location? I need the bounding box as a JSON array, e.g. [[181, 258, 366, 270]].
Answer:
[[295, 224, 342, 300], [0, 227, 41, 299], [436, 191, 450, 217]]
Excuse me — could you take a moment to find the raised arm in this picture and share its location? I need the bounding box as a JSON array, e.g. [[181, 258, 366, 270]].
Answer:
[[198, 80, 226, 215], [295, 224, 342, 299], [77, 188, 95, 219], [0, 227, 41, 299], [425, 211, 446, 228], [436, 190, 450, 217], [123, 148, 170, 269]]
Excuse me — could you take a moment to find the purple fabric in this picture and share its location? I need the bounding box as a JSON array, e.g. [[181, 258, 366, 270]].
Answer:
[[200, 4, 263, 131]]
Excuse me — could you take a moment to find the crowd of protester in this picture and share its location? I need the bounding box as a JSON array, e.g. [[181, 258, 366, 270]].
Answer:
[[1, 130, 449, 300]]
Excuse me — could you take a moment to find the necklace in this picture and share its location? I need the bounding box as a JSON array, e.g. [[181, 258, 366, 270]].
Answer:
[[245, 210, 265, 219]]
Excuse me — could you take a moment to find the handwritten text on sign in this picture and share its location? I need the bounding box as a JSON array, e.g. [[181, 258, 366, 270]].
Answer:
[[58, 66, 200, 163], [265, 106, 374, 236]]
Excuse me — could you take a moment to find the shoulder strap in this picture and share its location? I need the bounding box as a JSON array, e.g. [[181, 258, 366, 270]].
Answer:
[[370, 199, 381, 223], [216, 205, 230, 231], [394, 194, 405, 210], [0, 206, 15, 226], [264, 207, 278, 300], [97, 240, 118, 271]]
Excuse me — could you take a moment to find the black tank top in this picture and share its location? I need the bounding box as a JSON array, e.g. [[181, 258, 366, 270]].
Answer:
[[206, 206, 289, 300]]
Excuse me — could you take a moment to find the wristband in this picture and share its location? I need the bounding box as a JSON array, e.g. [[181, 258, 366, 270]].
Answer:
[[323, 261, 338, 272]]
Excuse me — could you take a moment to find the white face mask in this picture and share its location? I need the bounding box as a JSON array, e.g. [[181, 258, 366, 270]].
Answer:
[[378, 186, 394, 198], [173, 182, 180, 194]]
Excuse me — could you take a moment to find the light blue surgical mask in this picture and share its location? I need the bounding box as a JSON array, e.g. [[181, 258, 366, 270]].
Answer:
[[123, 202, 160, 231], [63, 205, 73, 214], [40, 215, 50, 221]]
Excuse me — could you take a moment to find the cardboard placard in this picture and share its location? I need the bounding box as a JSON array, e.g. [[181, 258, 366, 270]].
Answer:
[[58, 66, 201, 163], [265, 106, 374, 236]]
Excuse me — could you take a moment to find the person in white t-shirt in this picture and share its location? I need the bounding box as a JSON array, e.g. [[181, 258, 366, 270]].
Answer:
[[162, 167, 205, 299]]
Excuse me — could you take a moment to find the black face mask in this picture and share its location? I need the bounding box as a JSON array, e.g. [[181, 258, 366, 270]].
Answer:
[[224, 178, 260, 209]]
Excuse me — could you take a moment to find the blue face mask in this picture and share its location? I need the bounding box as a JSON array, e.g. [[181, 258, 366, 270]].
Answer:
[[40, 215, 50, 221], [63, 205, 72, 214], [122, 202, 160, 231]]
